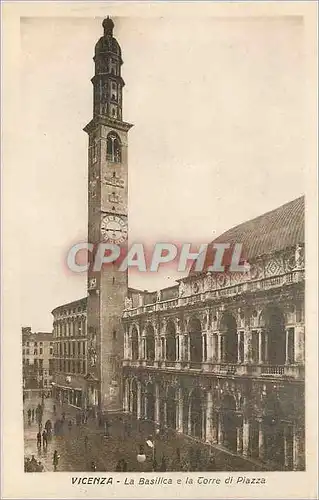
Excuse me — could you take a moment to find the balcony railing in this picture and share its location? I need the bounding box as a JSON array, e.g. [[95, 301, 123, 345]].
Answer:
[[261, 365, 285, 375], [123, 359, 304, 379], [122, 270, 304, 318]]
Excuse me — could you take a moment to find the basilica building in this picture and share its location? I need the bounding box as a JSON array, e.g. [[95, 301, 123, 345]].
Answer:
[[51, 18, 305, 472], [122, 196, 305, 471]]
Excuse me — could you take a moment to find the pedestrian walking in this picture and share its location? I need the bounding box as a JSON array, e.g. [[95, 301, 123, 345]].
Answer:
[[31, 408, 35, 422], [53, 450, 60, 472], [68, 420, 72, 432], [84, 435, 88, 452], [37, 431, 42, 447], [90, 461, 97, 472], [115, 459, 128, 472], [42, 429, 48, 448], [62, 411, 66, 422], [104, 418, 111, 437], [53, 404, 56, 415], [45, 419, 52, 439]]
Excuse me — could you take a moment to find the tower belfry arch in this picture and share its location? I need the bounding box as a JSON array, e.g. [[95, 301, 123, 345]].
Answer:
[[84, 17, 133, 412]]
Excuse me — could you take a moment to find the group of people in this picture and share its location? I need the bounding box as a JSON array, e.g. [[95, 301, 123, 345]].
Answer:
[[24, 455, 44, 472], [26, 403, 44, 427]]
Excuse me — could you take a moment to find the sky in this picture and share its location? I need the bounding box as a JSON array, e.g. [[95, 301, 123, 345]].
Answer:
[[19, 15, 305, 331]]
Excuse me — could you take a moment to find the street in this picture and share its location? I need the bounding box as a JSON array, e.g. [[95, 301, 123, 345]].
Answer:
[[24, 395, 264, 472]]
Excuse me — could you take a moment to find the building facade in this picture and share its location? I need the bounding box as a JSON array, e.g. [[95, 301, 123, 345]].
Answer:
[[22, 327, 54, 392], [51, 298, 87, 408], [122, 197, 305, 471]]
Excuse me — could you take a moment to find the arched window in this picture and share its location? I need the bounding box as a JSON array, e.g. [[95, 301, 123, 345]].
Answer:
[[106, 132, 121, 162]]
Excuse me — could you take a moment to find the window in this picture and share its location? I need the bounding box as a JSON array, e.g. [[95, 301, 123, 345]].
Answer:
[[34, 342, 38, 347], [40, 342, 43, 346], [39, 348, 43, 355], [26, 349, 29, 355], [34, 349, 37, 355], [106, 132, 121, 162], [83, 342, 86, 356]]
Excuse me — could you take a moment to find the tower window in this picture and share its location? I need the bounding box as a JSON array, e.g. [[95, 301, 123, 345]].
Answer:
[[113, 330, 117, 340], [107, 132, 121, 162]]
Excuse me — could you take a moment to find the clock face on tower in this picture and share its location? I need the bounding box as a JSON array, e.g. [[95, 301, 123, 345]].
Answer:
[[101, 215, 127, 244]]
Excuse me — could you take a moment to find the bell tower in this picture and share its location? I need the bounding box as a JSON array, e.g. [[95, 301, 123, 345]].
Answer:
[[84, 17, 133, 412]]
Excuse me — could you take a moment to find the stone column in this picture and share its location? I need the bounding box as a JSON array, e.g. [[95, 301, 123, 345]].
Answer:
[[163, 400, 168, 426], [243, 330, 251, 363], [217, 334, 222, 362], [212, 413, 218, 444], [187, 334, 190, 361], [237, 424, 243, 454], [217, 413, 224, 445], [206, 392, 213, 442], [143, 393, 148, 419], [187, 401, 192, 435], [258, 420, 265, 460], [211, 334, 217, 362], [264, 332, 268, 362], [179, 334, 184, 361], [177, 388, 183, 433], [285, 330, 290, 365], [237, 332, 241, 363], [258, 329, 263, 364], [137, 383, 142, 419], [202, 333, 207, 362], [293, 423, 305, 471], [283, 424, 289, 469], [155, 383, 160, 425], [242, 418, 250, 457], [294, 325, 305, 364], [138, 336, 143, 359], [123, 381, 129, 412]]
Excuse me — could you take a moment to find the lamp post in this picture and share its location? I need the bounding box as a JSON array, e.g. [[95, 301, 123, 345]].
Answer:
[[146, 427, 160, 471]]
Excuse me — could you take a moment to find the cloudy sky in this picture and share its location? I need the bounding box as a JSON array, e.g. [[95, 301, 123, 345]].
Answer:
[[19, 15, 305, 330]]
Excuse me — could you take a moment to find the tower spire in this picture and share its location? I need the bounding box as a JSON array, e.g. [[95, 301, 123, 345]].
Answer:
[[102, 16, 114, 36]]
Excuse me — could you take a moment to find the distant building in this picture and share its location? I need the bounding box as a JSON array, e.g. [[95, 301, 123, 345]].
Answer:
[[51, 298, 87, 408], [22, 327, 54, 392]]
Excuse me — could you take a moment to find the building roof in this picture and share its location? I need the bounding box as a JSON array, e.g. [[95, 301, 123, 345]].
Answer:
[[190, 195, 304, 275]]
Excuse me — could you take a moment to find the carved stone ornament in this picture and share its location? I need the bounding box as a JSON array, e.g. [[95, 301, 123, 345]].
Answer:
[[88, 277, 97, 290], [125, 297, 133, 309], [103, 172, 124, 188]]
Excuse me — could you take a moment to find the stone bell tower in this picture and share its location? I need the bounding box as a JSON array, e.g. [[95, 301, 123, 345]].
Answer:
[[84, 17, 133, 412]]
